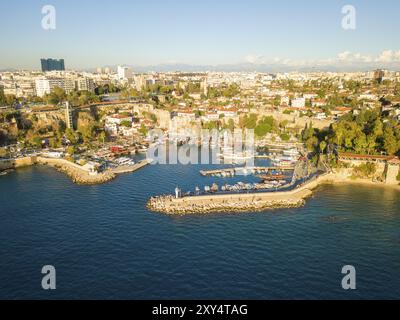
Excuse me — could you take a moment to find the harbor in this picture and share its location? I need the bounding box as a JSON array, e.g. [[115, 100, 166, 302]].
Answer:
[[0, 155, 151, 185], [147, 182, 315, 215], [200, 166, 295, 177], [147, 145, 316, 213]]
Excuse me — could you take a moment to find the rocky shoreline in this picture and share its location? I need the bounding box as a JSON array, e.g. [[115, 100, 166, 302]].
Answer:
[[47, 163, 116, 185], [1, 156, 151, 185]]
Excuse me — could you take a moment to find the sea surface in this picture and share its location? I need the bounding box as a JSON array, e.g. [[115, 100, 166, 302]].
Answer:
[[0, 157, 400, 299]]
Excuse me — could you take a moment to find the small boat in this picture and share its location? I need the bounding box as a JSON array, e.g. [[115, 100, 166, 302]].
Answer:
[[0, 169, 14, 176]]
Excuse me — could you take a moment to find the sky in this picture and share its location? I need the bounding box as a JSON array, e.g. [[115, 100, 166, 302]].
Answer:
[[0, 0, 399, 71]]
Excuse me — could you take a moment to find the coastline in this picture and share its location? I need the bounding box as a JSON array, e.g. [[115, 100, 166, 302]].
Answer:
[[147, 172, 400, 215], [36, 157, 116, 185], [0, 156, 151, 185]]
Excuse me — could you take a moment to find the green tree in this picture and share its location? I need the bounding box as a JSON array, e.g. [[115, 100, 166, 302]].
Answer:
[[120, 120, 132, 128], [0, 87, 6, 106], [319, 141, 327, 154], [255, 116, 276, 137], [45, 86, 66, 105], [139, 124, 148, 136], [383, 127, 398, 155]]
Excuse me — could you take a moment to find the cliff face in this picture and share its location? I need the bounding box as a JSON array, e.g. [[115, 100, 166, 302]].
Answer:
[[75, 111, 97, 130], [336, 161, 400, 185]]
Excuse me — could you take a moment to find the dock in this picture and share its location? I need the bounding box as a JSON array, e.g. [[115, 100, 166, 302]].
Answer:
[[111, 159, 152, 174], [200, 166, 295, 177]]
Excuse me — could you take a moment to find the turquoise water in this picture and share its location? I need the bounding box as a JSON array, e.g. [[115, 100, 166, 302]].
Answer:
[[0, 162, 400, 299]]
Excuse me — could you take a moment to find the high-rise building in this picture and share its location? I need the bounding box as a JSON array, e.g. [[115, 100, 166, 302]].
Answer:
[[201, 77, 208, 97], [374, 69, 385, 84], [117, 66, 133, 80], [41, 58, 65, 72]]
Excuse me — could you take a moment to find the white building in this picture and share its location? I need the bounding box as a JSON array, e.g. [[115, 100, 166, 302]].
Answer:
[[35, 78, 66, 97], [203, 113, 219, 122], [35, 76, 95, 97], [75, 77, 95, 92], [315, 112, 327, 120], [105, 114, 132, 125], [117, 66, 133, 81], [176, 111, 196, 120], [291, 97, 306, 109]]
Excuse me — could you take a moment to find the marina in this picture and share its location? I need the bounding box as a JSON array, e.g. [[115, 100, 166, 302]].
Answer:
[[200, 166, 295, 177]]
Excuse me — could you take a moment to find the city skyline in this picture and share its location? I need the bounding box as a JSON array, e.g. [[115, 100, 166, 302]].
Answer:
[[1, 0, 400, 71]]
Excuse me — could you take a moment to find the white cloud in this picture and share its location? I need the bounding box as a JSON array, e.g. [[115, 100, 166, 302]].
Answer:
[[375, 50, 400, 63], [243, 50, 400, 69], [244, 54, 265, 64]]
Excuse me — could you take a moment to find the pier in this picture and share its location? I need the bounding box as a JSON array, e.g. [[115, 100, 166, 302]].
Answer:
[[200, 166, 295, 177], [147, 173, 331, 215], [111, 159, 152, 174], [148, 187, 313, 215]]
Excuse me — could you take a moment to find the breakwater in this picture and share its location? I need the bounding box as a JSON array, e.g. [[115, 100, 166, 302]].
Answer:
[[147, 171, 400, 215], [36, 157, 116, 185], [1, 156, 150, 185], [147, 187, 314, 214], [200, 166, 294, 177]]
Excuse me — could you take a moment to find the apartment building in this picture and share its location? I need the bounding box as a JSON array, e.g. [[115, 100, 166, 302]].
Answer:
[[35, 77, 95, 97]]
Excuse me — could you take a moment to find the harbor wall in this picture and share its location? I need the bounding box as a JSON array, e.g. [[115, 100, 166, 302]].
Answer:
[[1, 156, 150, 185], [147, 177, 321, 214], [148, 170, 400, 215], [386, 164, 400, 185], [35, 156, 116, 185], [0, 156, 36, 171]]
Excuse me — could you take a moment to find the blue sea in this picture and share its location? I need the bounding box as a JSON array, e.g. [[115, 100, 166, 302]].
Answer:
[[0, 159, 400, 299]]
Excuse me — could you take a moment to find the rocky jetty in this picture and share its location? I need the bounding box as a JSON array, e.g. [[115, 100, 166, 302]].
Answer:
[[36, 158, 116, 185], [1, 156, 150, 185], [52, 164, 116, 185], [147, 193, 308, 215]]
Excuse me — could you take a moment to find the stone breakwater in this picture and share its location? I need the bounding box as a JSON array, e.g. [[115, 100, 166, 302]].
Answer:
[[147, 171, 400, 215], [147, 188, 313, 215], [36, 157, 116, 185], [1, 156, 151, 185]]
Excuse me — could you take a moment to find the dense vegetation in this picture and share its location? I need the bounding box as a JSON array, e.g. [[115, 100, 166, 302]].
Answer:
[[352, 163, 377, 179], [302, 109, 400, 156]]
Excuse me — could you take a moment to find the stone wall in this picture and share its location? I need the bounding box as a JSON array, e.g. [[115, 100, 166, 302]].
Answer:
[[0, 156, 36, 171], [386, 164, 400, 185]]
